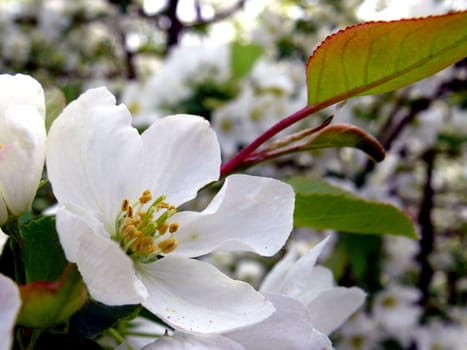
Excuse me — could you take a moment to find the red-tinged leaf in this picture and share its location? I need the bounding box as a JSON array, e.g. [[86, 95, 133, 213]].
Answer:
[[303, 124, 386, 162], [307, 11, 467, 106], [17, 264, 87, 328]]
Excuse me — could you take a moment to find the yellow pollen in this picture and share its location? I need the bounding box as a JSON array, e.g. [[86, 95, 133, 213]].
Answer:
[[129, 231, 145, 252], [158, 222, 169, 235], [121, 199, 130, 211], [135, 236, 156, 254], [159, 202, 170, 209], [122, 223, 137, 238], [115, 190, 180, 261], [169, 223, 179, 233], [139, 190, 153, 204], [158, 237, 178, 254]]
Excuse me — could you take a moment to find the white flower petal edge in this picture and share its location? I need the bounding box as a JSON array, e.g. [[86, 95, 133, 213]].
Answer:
[[227, 293, 333, 350], [141, 115, 221, 207], [0, 228, 8, 254], [56, 206, 148, 305], [138, 256, 275, 334], [260, 235, 331, 294], [306, 287, 366, 335], [0, 74, 46, 224], [170, 174, 295, 257], [46, 87, 144, 225], [141, 332, 244, 350], [0, 274, 21, 350], [0, 74, 45, 117], [259, 235, 365, 336]]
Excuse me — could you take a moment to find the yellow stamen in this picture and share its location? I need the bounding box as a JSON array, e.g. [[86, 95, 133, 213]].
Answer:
[[122, 224, 137, 238], [158, 222, 169, 235], [139, 190, 153, 204], [158, 202, 170, 209], [115, 190, 180, 261], [169, 223, 179, 234], [121, 199, 130, 211], [132, 217, 141, 226], [158, 237, 178, 254]]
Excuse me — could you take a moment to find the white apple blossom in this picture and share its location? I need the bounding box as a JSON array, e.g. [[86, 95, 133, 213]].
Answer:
[[257, 235, 366, 335], [46, 87, 295, 334], [0, 228, 21, 350], [132, 235, 364, 350], [0, 74, 46, 225]]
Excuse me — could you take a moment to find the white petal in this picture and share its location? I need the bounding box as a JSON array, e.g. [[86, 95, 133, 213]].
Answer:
[[47, 87, 144, 227], [277, 236, 332, 298], [0, 228, 7, 254], [306, 287, 366, 335], [0, 274, 21, 350], [141, 115, 220, 206], [0, 74, 45, 119], [171, 175, 294, 257], [227, 293, 333, 350], [259, 249, 299, 294], [138, 256, 274, 334], [293, 266, 335, 306], [0, 105, 46, 218], [56, 206, 148, 305], [142, 332, 244, 350]]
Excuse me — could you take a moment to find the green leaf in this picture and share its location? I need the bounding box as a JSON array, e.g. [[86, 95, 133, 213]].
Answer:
[[288, 177, 418, 239], [326, 233, 383, 292], [21, 216, 68, 282], [307, 11, 467, 106], [35, 333, 104, 350], [231, 42, 263, 79], [69, 302, 141, 339]]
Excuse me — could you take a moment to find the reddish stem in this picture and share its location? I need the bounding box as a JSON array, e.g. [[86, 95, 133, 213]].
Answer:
[[220, 101, 333, 176]]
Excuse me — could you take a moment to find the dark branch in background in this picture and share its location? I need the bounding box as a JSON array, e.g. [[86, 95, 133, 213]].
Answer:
[[134, 0, 246, 54], [354, 64, 466, 188], [354, 96, 430, 188], [186, 0, 246, 29], [416, 149, 436, 307], [165, 0, 183, 52]]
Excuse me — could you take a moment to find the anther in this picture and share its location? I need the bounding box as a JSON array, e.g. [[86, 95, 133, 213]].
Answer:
[[158, 237, 178, 254], [139, 190, 153, 204], [158, 222, 169, 235], [122, 224, 137, 238], [159, 202, 170, 209], [127, 205, 134, 218], [169, 223, 179, 233], [121, 199, 130, 211]]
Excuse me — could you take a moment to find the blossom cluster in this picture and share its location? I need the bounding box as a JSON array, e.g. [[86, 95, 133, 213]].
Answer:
[[0, 74, 366, 349]]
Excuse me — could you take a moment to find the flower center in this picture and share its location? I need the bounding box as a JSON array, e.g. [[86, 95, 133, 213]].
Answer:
[[114, 189, 179, 263]]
